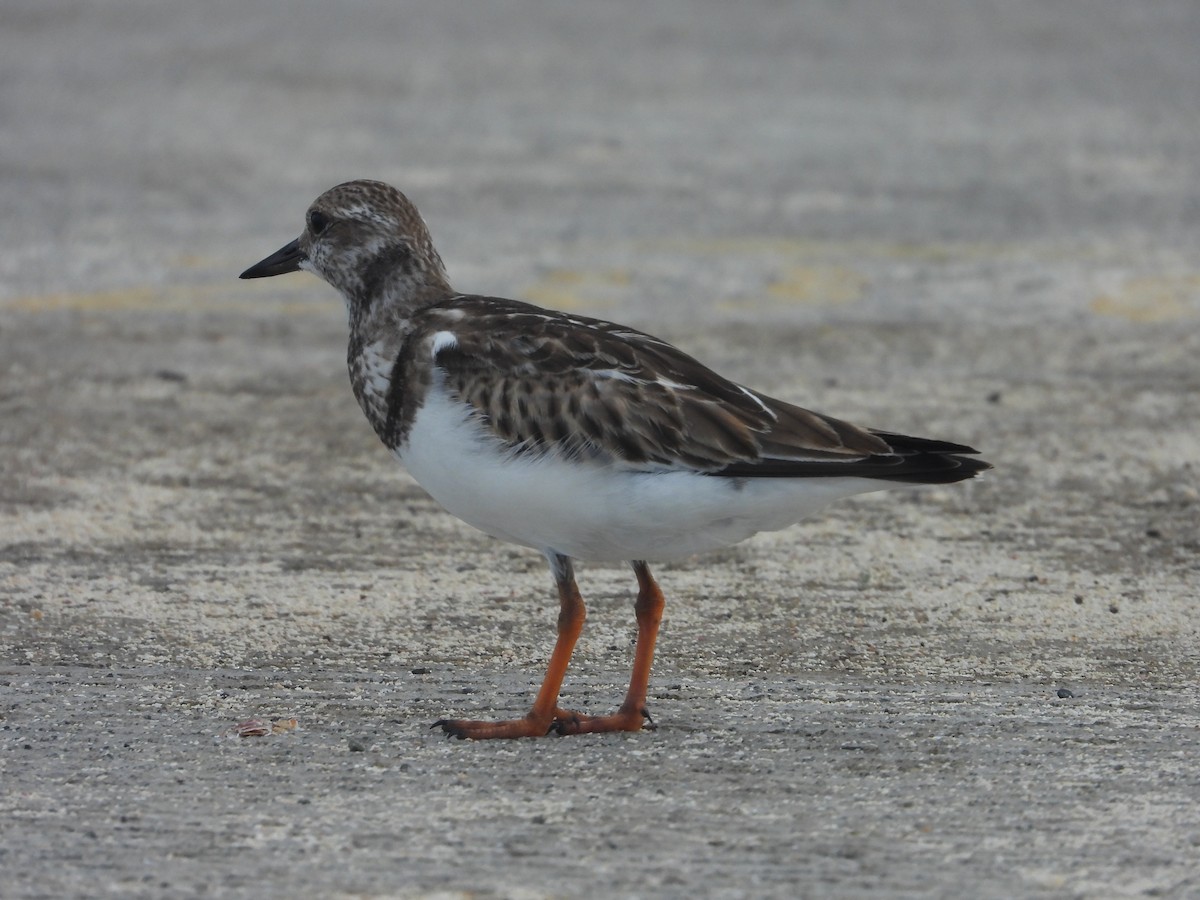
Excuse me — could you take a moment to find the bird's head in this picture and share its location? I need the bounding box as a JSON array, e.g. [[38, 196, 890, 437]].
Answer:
[[241, 180, 450, 318]]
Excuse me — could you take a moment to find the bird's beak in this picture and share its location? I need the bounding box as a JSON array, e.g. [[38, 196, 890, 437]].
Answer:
[[240, 238, 305, 279]]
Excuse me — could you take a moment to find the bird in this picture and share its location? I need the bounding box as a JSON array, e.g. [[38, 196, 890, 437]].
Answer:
[[240, 179, 990, 740]]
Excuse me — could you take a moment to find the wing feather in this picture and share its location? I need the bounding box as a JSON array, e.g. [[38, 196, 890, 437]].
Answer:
[[417, 296, 988, 483]]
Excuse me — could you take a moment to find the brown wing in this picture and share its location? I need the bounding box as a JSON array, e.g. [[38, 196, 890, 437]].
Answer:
[[416, 296, 933, 476]]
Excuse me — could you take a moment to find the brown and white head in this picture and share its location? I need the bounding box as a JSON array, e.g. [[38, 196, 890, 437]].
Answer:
[[241, 180, 451, 320]]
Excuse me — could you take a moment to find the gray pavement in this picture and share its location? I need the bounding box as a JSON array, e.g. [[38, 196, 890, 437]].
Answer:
[[2, 2, 1199, 897]]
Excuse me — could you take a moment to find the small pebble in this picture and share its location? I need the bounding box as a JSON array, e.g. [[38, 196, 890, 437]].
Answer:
[[348, 738, 367, 752], [1056, 688, 1074, 699]]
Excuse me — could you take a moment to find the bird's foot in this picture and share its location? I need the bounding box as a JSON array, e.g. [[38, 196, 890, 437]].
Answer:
[[433, 706, 655, 739], [550, 705, 655, 735], [433, 713, 554, 740]]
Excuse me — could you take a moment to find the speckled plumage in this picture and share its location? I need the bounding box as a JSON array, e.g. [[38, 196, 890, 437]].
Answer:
[[241, 179, 990, 740]]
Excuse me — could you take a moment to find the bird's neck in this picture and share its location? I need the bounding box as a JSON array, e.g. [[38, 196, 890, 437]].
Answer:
[[344, 258, 451, 324], [344, 305, 411, 444], [340, 259, 454, 447]]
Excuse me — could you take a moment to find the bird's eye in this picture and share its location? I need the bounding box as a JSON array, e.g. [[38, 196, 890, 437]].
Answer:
[[308, 210, 330, 236]]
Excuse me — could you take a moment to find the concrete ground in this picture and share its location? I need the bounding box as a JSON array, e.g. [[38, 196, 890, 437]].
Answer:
[[2, 2, 1199, 897]]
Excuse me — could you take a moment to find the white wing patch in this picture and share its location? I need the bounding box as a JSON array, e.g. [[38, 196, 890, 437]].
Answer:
[[655, 375, 690, 391], [430, 330, 459, 358], [437, 303, 468, 321], [739, 385, 777, 419], [590, 368, 637, 383]]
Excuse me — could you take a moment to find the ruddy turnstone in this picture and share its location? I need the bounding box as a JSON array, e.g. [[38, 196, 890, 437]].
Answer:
[[241, 179, 990, 740]]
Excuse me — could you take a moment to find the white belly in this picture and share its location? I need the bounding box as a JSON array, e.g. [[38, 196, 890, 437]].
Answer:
[[398, 384, 890, 561]]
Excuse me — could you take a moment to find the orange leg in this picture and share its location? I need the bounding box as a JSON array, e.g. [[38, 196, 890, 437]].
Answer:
[[552, 560, 664, 735], [435, 553, 585, 739]]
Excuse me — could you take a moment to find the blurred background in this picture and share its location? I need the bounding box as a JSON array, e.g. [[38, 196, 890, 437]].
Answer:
[[5, 1, 1198, 302]]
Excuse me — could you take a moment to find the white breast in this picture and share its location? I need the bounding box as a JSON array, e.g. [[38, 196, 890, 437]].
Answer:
[[398, 381, 890, 561]]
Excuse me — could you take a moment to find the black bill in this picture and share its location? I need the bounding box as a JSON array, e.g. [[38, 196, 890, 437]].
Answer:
[[240, 238, 305, 279]]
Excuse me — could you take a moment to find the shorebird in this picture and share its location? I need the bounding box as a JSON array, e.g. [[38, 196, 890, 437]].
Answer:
[[241, 179, 990, 739]]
